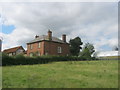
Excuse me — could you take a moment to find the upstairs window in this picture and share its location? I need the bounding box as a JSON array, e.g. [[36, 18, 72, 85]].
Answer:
[[30, 44, 33, 50], [57, 46, 62, 53], [38, 42, 41, 48]]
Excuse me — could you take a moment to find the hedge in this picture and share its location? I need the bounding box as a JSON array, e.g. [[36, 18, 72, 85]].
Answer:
[[2, 53, 96, 66]]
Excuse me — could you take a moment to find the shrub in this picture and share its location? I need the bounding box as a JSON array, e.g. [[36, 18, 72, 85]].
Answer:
[[2, 53, 97, 66], [2, 53, 14, 66]]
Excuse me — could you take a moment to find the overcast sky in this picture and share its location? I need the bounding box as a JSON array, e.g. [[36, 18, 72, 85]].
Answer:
[[0, 2, 118, 51]]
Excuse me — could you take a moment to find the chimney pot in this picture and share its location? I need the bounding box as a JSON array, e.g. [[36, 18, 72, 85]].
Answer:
[[35, 35, 39, 38]]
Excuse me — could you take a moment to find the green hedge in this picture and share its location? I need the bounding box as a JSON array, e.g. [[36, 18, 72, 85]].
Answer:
[[2, 53, 96, 66]]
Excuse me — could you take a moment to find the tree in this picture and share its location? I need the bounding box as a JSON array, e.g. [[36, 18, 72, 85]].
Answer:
[[113, 46, 119, 51], [80, 43, 95, 58], [92, 51, 99, 58], [69, 37, 83, 56], [80, 47, 91, 59], [84, 43, 95, 54]]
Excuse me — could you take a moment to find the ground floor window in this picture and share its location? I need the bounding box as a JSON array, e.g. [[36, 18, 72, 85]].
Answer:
[[57, 46, 62, 53], [13, 52, 16, 55], [37, 52, 41, 56], [29, 53, 33, 57], [45, 52, 48, 55], [8, 53, 12, 56]]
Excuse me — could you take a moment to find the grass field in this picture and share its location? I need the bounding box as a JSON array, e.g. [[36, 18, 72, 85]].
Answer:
[[2, 60, 118, 88]]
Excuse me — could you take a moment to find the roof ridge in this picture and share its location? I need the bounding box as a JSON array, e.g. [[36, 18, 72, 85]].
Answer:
[[3, 46, 22, 51], [27, 35, 66, 44]]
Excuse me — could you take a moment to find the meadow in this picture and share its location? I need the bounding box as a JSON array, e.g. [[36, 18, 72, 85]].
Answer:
[[2, 60, 118, 88]]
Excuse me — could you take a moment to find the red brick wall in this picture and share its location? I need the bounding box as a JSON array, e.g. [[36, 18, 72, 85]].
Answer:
[[43, 41, 70, 56], [27, 42, 44, 56], [27, 41, 70, 56]]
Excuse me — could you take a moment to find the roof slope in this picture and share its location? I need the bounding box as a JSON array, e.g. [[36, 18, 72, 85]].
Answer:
[[27, 35, 65, 44], [3, 46, 24, 53]]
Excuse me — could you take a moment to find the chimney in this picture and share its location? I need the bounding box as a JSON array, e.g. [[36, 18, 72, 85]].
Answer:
[[48, 30, 52, 41], [35, 35, 39, 38], [62, 34, 66, 43]]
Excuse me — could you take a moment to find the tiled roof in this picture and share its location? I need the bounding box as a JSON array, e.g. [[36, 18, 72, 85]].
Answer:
[[3, 46, 24, 53], [27, 35, 65, 44]]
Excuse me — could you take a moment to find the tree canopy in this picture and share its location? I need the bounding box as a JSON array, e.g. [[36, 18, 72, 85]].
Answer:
[[84, 43, 95, 55], [80, 43, 95, 58], [113, 46, 119, 51], [69, 37, 83, 56]]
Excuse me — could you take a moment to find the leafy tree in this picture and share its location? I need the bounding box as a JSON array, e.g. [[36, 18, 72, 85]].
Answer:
[[113, 46, 119, 51], [80, 47, 91, 59], [80, 43, 95, 58], [84, 43, 95, 55], [69, 37, 83, 56], [92, 51, 99, 58]]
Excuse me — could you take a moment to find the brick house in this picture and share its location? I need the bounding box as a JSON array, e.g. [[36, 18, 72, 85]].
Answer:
[[27, 30, 70, 56], [3, 46, 25, 56]]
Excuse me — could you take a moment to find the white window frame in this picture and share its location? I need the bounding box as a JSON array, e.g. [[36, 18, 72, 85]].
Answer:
[[9, 53, 12, 56], [13, 52, 16, 55], [30, 53, 33, 57], [37, 52, 40, 56], [45, 52, 48, 55], [38, 42, 41, 48], [30, 44, 33, 50], [57, 46, 62, 53]]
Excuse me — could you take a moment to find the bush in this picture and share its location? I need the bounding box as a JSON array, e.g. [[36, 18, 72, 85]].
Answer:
[[2, 53, 14, 66], [2, 53, 97, 66]]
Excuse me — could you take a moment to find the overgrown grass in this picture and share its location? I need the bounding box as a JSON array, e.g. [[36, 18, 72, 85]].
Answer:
[[2, 60, 118, 88]]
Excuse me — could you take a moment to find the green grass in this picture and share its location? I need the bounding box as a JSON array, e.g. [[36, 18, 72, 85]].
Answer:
[[2, 60, 118, 88], [99, 56, 120, 59]]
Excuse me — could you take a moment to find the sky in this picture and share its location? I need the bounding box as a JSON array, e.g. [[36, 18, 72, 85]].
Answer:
[[0, 1, 118, 51]]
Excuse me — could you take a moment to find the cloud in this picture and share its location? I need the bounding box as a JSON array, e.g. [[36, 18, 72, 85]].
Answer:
[[0, 2, 118, 51]]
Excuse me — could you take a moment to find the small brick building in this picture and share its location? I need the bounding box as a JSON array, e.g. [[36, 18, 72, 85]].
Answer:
[[27, 30, 70, 56], [3, 46, 25, 56]]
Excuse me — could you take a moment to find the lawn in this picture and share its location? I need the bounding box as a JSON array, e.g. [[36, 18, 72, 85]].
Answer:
[[2, 60, 118, 88]]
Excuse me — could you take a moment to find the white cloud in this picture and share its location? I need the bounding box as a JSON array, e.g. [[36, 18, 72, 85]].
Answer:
[[0, 0, 118, 2], [0, 2, 118, 51], [1, 28, 35, 50]]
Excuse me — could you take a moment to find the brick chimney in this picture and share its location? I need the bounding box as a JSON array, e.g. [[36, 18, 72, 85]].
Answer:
[[62, 34, 66, 43], [48, 30, 52, 41], [35, 35, 39, 38]]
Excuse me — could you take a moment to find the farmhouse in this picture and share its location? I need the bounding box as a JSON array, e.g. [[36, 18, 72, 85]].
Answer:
[[3, 46, 25, 56], [27, 30, 70, 56]]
